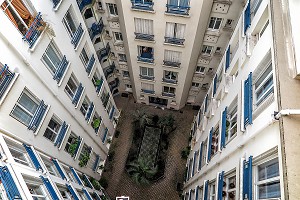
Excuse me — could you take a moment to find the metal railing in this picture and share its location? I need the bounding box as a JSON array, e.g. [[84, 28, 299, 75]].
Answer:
[[166, 4, 190, 15], [23, 12, 44, 48], [164, 37, 185, 45], [131, 1, 154, 11], [71, 23, 84, 49], [134, 33, 154, 41]]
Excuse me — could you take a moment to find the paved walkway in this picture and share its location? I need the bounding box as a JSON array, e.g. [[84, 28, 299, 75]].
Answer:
[[102, 95, 197, 200]]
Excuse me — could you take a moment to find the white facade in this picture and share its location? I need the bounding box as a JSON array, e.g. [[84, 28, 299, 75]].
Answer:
[[0, 0, 119, 199], [183, 0, 285, 199]]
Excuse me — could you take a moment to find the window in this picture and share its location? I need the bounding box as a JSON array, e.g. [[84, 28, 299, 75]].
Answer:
[[40, 156, 59, 176], [80, 96, 90, 117], [134, 18, 153, 35], [91, 112, 102, 133], [125, 84, 132, 89], [210, 126, 219, 158], [79, 44, 90, 67], [165, 22, 185, 40], [201, 139, 207, 167], [225, 105, 237, 142], [141, 82, 154, 92], [225, 19, 233, 29], [64, 132, 78, 155], [114, 32, 123, 41], [163, 86, 175, 94], [215, 47, 221, 53], [208, 17, 222, 30], [223, 175, 236, 200], [83, 8, 93, 19], [196, 66, 206, 73], [209, 182, 216, 200], [107, 3, 118, 16], [24, 176, 48, 200], [1, 0, 36, 35], [164, 71, 178, 81], [122, 71, 130, 77], [118, 54, 127, 62], [254, 62, 273, 106], [256, 158, 280, 199], [92, 69, 101, 88], [44, 117, 61, 142], [138, 46, 153, 59], [202, 45, 213, 55], [6, 139, 32, 167], [11, 89, 39, 126], [164, 50, 181, 65], [140, 67, 154, 77], [42, 41, 63, 75], [196, 186, 203, 200], [192, 82, 200, 87], [62, 7, 79, 36], [65, 74, 79, 99], [79, 144, 90, 163]]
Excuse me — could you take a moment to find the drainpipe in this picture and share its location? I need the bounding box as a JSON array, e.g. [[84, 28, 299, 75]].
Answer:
[[274, 109, 300, 120]]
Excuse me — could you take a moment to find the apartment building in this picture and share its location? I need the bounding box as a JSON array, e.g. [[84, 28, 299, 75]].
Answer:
[[0, 0, 120, 199], [182, 0, 300, 200]]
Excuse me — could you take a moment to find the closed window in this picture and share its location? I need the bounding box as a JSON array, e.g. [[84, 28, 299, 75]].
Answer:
[[140, 67, 154, 77], [164, 50, 181, 63], [11, 89, 39, 126], [65, 74, 79, 99], [196, 66, 206, 73], [165, 22, 185, 39], [134, 18, 153, 35], [192, 82, 200, 87], [44, 117, 61, 142], [42, 41, 63, 75], [201, 139, 207, 167], [226, 104, 237, 142], [141, 82, 154, 91], [208, 17, 222, 30], [107, 3, 118, 16], [163, 86, 175, 94], [202, 45, 213, 55], [114, 32, 123, 41], [24, 176, 49, 200], [79, 44, 90, 67], [80, 96, 90, 116], [118, 53, 127, 62], [256, 158, 281, 199], [62, 7, 78, 36]]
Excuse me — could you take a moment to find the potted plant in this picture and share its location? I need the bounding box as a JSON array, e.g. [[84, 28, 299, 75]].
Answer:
[[68, 141, 78, 157], [79, 152, 90, 167], [92, 118, 101, 129]]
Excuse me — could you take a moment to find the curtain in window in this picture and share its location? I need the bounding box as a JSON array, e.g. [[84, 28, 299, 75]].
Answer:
[[135, 18, 153, 35], [1, 2, 18, 27], [164, 50, 181, 63], [141, 82, 154, 91], [12, 0, 32, 21], [165, 22, 175, 38], [175, 23, 185, 39], [169, 0, 178, 5], [179, 0, 189, 7]]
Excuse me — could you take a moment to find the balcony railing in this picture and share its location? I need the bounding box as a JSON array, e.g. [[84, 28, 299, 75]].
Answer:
[[166, 4, 190, 15], [89, 18, 104, 40], [71, 23, 84, 49], [137, 56, 154, 63], [51, 0, 61, 8], [0, 65, 15, 100], [162, 78, 178, 84], [96, 78, 104, 93], [162, 92, 175, 97], [104, 63, 116, 78], [141, 89, 155, 94], [163, 60, 181, 68], [86, 54, 95, 75], [23, 12, 45, 48], [53, 56, 69, 83], [134, 33, 154, 41], [131, 1, 154, 11], [72, 83, 84, 106], [164, 37, 185, 45], [109, 78, 120, 92], [140, 74, 154, 80], [77, 0, 92, 11]]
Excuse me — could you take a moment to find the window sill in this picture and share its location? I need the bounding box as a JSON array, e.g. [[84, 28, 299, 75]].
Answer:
[[137, 60, 155, 65], [162, 64, 181, 69], [164, 12, 190, 18], [163, 42, 185, 48], [162, 81, 178, 86], [134, 38, 156, 44], [131, 8, 155, 14], [107, 16, 119, 22], [140, 91, 156, 96], [0, 73, 19, 107], [139, 77, 155, 82]]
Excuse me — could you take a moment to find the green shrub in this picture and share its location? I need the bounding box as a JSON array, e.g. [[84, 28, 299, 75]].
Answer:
[[99, 177, 108, 189]]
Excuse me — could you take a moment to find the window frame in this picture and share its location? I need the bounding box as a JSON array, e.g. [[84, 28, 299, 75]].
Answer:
[[64, 74, 79, 99], [208, 17, 222, 30], [41, 40, 63, 75], [107, 3, 118, 16], [43, 116, 62, 143]]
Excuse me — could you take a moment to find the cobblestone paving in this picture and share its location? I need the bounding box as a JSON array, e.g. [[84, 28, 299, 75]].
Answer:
[[102, 95, 197, 200]]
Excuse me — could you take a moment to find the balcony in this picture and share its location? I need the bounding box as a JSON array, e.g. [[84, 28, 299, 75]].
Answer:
[[131, 1, 154, 11], [134, 33, 154, 41], [166, 4, 190, 15], [162, 78, 177, 84], [23, 13, 45, 49], [104, 63, 116, 78], [77, 0, 92, 12], [71, 23, 84, 49], [163, 60, 181, 68], [140, 74, 154, 81], [164, 37, 185, 45], [109, 78, 120, 92], [162, 92, 175, 97], [89, 18, 104, 40], [141, 89, 155, 94], [98, 43, 111, 62], [0, 65, 15, 100]]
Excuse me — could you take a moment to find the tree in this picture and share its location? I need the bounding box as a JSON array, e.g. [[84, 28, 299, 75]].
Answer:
[[132, 109, 151, 129], [127, 158, 158, 185], [158, 114, 175, 133]]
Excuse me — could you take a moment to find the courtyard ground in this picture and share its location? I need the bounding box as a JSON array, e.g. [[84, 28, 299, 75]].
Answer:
[[102, 94, 197, 200]]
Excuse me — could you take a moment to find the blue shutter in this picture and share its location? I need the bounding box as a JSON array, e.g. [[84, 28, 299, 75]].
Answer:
[[192, 152, 196, 177], [203, 180, 209, 200], [86, 54, 95, 75], [53, 55, 68, 83], [94, 192, 101, 200], [28, 100, 47, 132], [207, 128, 213, 162], [225, 46, 231, 71], [51, 158, 66, 180], [244, 72, 253, 128], [40, 176, 60, 200], [204, 95, 208, 113], [85, 102, 94, 121], [244, 0, 251, 34], [109, 106, 115, 120], [198, 142, 203, 171], [243, 156, 253, 200], [96, 77, 104, 93], [72, 83, 84, 106], [73, 137, 82, 158], [217, 171, 224, 200], [70, 167, 83, 185], [66, 184, 79, 200], [195, 186, 199, 200], [220, 107, 227, 150], [23, 144, 43, 171], [83, 174, 94, 189], [54, 121, 68, 147], [102, 128, 108, 143], [0, 166, 22, 200], [82, 188, 93, 200], [213, 74, 217, 96], [93, 154, 100, 172]]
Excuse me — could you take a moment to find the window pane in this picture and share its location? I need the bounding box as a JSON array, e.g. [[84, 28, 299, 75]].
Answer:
[[258, 181, 281, 199], [19, 93, 38, 115], [258, 159, 279, 181]]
